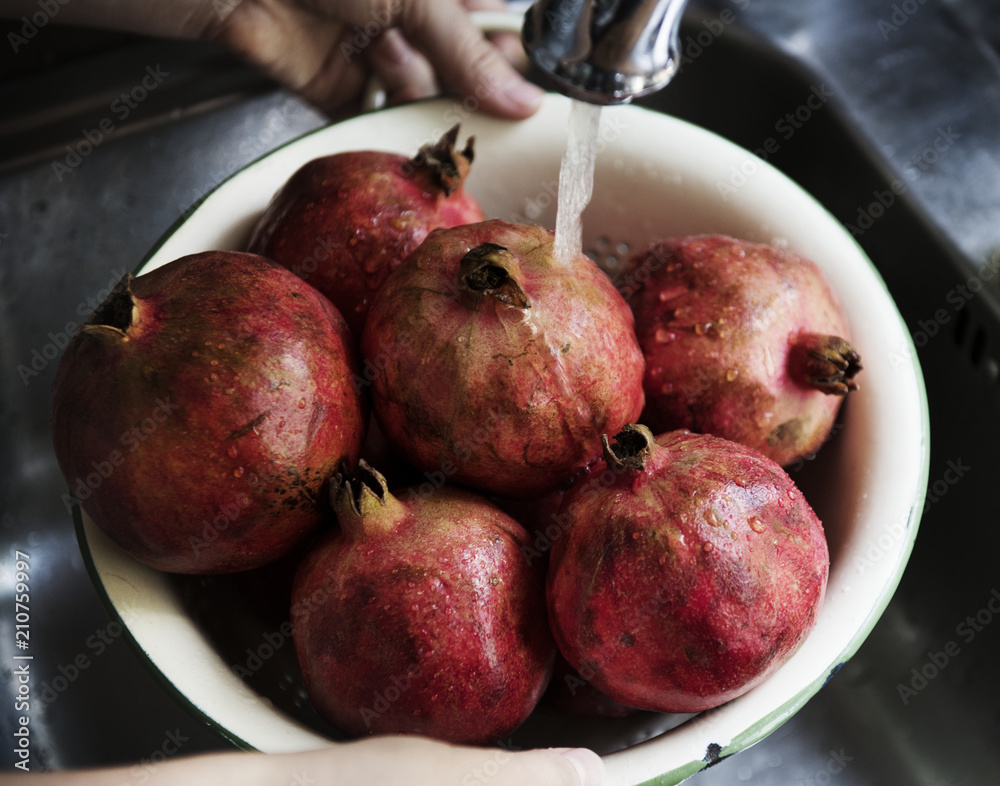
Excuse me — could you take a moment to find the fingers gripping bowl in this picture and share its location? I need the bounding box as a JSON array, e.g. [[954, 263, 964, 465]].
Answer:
[[74, 94, 929, 784]]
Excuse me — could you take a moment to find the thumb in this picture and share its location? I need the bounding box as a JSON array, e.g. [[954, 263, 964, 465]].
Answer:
[[397, 0, 544, 118], [292, 735, 605, 786]]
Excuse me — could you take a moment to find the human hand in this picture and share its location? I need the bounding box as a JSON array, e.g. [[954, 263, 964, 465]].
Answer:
[[205, 0, 545, 117], [7, 735, 605, 786], [3, 0, 544, 118]]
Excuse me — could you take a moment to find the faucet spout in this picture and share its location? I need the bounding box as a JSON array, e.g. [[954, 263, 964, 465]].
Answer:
[[521, 0, 689, 105]]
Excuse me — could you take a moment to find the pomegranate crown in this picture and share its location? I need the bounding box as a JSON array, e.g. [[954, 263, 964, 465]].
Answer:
[[601, 423, 655, 472], [411, 124, 475, 197]]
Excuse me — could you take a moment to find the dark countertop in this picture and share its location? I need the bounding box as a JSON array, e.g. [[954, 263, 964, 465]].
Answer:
[[2, 1, 999, 782]]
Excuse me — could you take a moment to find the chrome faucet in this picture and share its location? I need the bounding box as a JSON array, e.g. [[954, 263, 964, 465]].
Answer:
[[521, 0, 689, 105]]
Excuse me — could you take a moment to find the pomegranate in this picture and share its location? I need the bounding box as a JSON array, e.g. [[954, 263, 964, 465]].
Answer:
[[247, 125, 485, 338], [629, 235, 861, 466], [291, 461, 554, 744], [51, 251, 366, 574], [547, 424, 829, 713], [360, 219, 646, 499]]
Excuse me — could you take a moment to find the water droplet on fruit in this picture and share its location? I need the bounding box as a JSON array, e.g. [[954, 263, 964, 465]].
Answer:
[[726, 368, 739, 382], [224, 387, 236, 395], [748, 516, 766, 533], [660, 382, 674, 395], [233, 467, 244, 478], [298, 398, 307, 409], [239, 495, 250, 506], [227, 445, 239, 458], [704, 508, 724, 527], [658, 554, 667, 565], [703, 541, 714, 552], [654, 328, 675, 343], [210, 359, 218, 366]]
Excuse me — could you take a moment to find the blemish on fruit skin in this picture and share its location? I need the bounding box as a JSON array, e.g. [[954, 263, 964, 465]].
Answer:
[[226, 444, 239, 458], [704, 508, 724, 528]]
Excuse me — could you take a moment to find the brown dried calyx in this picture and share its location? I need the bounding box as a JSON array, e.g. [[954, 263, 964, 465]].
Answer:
[[460, 244, 531, 309], [601, 423, 656, 472], [330, 460, 405, 540], [411, 124, 475, 196], [790, 334, 863, 395]]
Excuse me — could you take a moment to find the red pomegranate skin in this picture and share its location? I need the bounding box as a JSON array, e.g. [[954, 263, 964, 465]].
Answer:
[[247, 126, 484, 338], [291, 464, 555, 744], [629, 235, 861, 466], [51, 251, 366, 574], [360, 219, 646, 499], [547, 426, 829, 713]]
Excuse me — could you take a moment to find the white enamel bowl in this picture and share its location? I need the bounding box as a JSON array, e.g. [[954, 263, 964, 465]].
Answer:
[[76, 93, 929, 785]]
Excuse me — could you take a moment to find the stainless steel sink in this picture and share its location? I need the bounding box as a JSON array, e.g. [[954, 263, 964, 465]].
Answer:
[[2, 1, 999, 781]]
